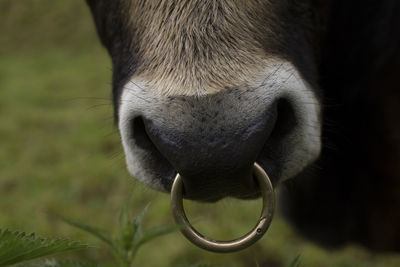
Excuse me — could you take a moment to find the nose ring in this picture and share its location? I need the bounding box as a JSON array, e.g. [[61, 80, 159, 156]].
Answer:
[[170, 162, 275, 253]]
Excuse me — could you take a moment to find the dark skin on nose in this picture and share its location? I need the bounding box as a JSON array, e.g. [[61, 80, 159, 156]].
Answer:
[[142, 102, 278, 202]]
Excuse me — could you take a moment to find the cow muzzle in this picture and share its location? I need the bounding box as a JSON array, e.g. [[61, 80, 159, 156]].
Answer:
[[118, 61, 321, 201]]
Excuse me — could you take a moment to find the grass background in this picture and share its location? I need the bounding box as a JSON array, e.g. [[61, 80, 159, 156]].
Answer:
[[1, 1, 400, 266]]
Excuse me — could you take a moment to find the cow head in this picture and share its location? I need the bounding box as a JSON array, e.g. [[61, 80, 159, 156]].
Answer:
[[86, 0, 322, 201]]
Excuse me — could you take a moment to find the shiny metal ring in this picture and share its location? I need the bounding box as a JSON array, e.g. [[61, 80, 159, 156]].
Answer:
[[170, 163, 275, 253]]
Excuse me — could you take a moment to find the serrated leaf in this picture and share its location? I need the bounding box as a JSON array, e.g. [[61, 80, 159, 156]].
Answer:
[[0, 229, 90, 266], [58, 216, 114, 249]]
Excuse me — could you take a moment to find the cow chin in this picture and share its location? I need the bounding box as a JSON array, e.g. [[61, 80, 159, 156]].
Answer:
[[118, 59, 321, 200]]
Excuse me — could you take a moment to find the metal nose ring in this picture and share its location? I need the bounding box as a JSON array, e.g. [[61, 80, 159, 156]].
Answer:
[[170, 162, 275, 253]]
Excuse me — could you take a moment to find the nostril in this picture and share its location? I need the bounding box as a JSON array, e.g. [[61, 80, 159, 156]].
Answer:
[[256, 98, 298, 186], [130, 116, 154, 150], [126, 116, 176, 191], [269, 99, 297, 140]]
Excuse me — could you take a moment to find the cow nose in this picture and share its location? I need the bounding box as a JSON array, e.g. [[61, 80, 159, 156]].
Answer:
[[131, 94, 278, 201]]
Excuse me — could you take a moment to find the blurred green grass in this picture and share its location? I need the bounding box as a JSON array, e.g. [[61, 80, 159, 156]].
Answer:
[[1, 1, 400, 266]]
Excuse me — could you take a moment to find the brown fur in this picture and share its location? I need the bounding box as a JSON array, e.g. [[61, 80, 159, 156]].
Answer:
[[127, 0, 280, 95]]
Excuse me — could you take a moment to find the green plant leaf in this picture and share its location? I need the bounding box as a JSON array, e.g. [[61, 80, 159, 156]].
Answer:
[[132, 204, 150, 240], [58, 217, 114, 248], [16, 258, 101, 267], [289, 255, 301, 267], [176, 263, 219, 267], [135, 224, 181, 247], [0, 229, 90, 266], [118, 206, 138, 252]]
